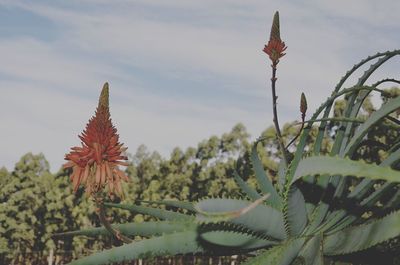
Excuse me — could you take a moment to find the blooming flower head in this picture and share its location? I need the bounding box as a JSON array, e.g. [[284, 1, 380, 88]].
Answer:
[[263, 11, 287, 65], [64, 83, 129, 198]]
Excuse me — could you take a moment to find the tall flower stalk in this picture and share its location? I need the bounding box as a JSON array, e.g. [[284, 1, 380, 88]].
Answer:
[[263, 11, 289, 163]]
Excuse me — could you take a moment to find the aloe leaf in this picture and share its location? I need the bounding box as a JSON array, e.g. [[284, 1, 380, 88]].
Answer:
[[323, 54, 399, 204], [104, 203, 193, 221], [289, 51, 400, 185], [305, 201, 330, 235], [55, 221, 195, 238], [241, 238, 305, 265], [277, 158, 287, 193], [67, 230, 204, 265], [293, 154, 398, 232], [357, 53, 398, 86], [285, 187, 308, 237], [338, 53, 398, 158], [290, 51, 398, 181], [294, 155, 399, 233], [324, 210, 400, 255], [297, 234, 323, 265], [326, 182, 397, 235], [385, 188, 400, 209], [329, 87, 377, 201], [316, 210, 347, 234], [233, 170, 262, 201], [292, 51, 400, 238], [373, 78, 400, 87], [345, 96, 400, 156], [347, 178, 375, 200], [326, 184, 397, 235], [292, 156, 400, 185], [251, 143, 282, 208], [200, 230, 276, 249], [195, 194, 270, 222], [361, 182, 395, 206], [334, 51, 398, 96], [388, 140, 400, 155], [194, 198, 286, 240], [307, 114, 350, 231], [303, 117, 364, 125], [336, 53, 398, 158], [382, 146, 400, 166], [317, 150, 400, 233], [345, 148, 400, 204], [136, 200, 195, 212]]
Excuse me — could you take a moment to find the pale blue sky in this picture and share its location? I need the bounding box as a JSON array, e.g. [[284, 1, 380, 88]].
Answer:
[[1, 0, 399, 172]]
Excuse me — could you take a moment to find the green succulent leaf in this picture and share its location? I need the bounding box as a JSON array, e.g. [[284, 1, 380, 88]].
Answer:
[[241, 238, 305, 265], [338, 53, 399, 159], [67, 230, 204, 265], [304, 190, 330, 235], [136, 200, 196, 212], [288, 51, 400, 184], [297, 234, 323, 265], [195, 194, 270, 222], [285, 187, 308, 237], [104, 203, 193, 221], [345, 96, 400, 156], [382, 146, 400, 167], [324, 210, 400, 255], [356, 52, 399, 86], [292, 156, 400, 185], [251, 143, 282, 208], [385, 188, 400, 209], [54, 221, 196, 238], [292, 155, 400, 232], [194, 198, 286, 240], [324, 148, 400, 233], [277, 158, 287, 193], [233, 170, 263, 201], [200, 230, 277, 249]]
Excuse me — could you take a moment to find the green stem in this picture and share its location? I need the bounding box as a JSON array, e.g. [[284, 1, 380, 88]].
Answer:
[[95, 196, 132, 244], [270, 63, 289, 164], [285, 113, 305, 149]]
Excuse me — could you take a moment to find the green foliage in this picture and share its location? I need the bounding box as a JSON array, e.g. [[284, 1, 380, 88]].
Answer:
[[0, 153, 59, 255], [0, 153, 101, 262]]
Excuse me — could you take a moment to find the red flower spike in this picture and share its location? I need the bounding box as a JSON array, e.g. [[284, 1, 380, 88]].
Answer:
[[263, 11, 287, 65], [64, 82, 129, 198]]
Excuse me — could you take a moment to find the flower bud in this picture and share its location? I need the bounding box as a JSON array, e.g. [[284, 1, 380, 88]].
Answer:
[[300, 92, 307, 116]]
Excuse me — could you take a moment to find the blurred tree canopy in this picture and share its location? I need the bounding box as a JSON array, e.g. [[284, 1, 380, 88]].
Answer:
[[0, 87, 398, 264]]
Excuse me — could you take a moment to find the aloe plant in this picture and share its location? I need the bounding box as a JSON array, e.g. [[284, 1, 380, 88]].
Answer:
[[59, 12, 400, 265]]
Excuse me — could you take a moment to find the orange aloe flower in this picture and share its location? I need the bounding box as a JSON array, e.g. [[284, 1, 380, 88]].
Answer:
[[63, 83, 129, 198], [263, 11, 287, 64]]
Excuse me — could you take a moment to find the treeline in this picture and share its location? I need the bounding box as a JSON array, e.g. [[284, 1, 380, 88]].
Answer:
[[0, 89, 399, 264]]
